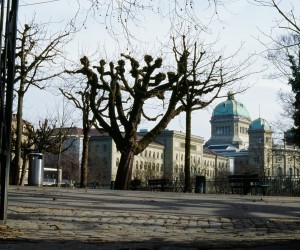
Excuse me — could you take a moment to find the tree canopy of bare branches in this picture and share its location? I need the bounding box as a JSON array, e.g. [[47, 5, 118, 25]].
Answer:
[[11, 20, 70, 185], [172, 36, 250, 192], [67, 32, 251, 190], [252, 0, 300, 145]]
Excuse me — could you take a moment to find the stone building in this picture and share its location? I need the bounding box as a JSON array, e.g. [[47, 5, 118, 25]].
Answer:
[[88, 129, 230, 185], [206, 93, 300, 177]]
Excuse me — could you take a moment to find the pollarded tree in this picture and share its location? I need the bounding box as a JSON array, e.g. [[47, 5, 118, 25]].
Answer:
[[68, 33, 249, 190], [67, 53, 189, 190]]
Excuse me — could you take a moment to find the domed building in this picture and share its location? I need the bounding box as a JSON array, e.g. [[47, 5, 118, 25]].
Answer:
[[206, 92, 251, 149], [205, 93, 300, 177]]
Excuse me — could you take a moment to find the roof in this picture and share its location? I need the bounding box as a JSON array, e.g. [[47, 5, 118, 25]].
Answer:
[[249, 118, 271, 131], [212, 92, 250, 118], [207, 144, 238, 152]]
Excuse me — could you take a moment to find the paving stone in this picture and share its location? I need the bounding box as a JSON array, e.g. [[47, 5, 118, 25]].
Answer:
[[1, 186, 300, 249]]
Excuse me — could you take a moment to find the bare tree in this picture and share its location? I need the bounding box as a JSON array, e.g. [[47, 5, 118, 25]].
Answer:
[[67, 32, 250, 190], [172, 35, 251, 192], [76, 1, 229, 42], [59, 79, 99, 187], [252, 0, 300, 145], [67, 53, 186, 190], [11, 20, 69, 185]]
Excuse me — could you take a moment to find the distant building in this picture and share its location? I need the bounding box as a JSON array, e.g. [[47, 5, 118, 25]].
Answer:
[[88, 129, 230, 186], [205, 93, 300, 177]]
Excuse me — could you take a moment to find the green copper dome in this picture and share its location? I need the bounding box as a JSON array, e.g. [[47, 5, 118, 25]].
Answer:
[[250, 118, 271, 130], [212, 93, 250, 118]]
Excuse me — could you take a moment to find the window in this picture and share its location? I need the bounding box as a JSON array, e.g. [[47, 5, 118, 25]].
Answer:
[[103, 144, 107, 152], [289, 168, 293, 176], [149, 151, 151, 157], [176, 154, 178, 160], [277, 167, 283, 177], [175, 165, 179, 173], [161, 153, 163, 159], [157, 152, 159, 158]]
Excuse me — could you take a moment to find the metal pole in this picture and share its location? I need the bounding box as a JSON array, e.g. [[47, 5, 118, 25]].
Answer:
[[0, 0, 19, 224]]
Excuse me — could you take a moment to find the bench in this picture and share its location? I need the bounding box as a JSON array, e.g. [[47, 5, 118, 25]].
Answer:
[[228, 174, 260, 195], [148, 178, 170, 191], [130, 179, 142, 190]]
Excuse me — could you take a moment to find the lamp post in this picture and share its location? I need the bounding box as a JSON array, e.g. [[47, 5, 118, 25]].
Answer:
[[0, 0, 19, 224]]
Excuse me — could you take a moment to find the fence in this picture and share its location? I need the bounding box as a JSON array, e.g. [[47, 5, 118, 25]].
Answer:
[[126, 176, 300, 196], [204, 176, 300, 196]]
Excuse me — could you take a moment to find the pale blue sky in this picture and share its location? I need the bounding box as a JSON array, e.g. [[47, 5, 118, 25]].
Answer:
[[18, 0, 299, 141]]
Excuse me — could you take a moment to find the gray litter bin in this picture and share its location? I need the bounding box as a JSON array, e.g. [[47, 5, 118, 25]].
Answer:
[[195, 176, 206, 193], [28, 153, 44, 186]]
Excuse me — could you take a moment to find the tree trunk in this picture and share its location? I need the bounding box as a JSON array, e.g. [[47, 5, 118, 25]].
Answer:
[[56, 144, 62, 187], [19, 154, 28, 186], [184, 106, 192, 193], [80, 126, 90, 188], [13, 92, 24, 185], [114, 148, 135, 190]]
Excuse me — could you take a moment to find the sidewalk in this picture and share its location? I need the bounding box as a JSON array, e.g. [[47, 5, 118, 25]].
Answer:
[[0, 186, 300, 249]]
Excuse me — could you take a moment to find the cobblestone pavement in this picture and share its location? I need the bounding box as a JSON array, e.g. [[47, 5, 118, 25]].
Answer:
[[0, 186, 300, 249]]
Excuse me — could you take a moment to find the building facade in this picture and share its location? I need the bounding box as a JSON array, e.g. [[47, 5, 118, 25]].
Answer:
[[87, 129, 230, 186], [206, 93, 300, 177]]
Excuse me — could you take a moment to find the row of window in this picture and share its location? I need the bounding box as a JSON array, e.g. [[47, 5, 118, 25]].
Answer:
[[175, 154, 200, 163], [139, 150, 163, 159], [135, 161, 163, 172], [276, 167, 300, 177], [214, 126, 248, 135], [215, 126, 231, 135]]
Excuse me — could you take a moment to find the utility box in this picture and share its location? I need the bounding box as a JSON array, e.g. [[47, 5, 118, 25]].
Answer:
[[28, 153, 44, 186], [195, 176, 206, 194]]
